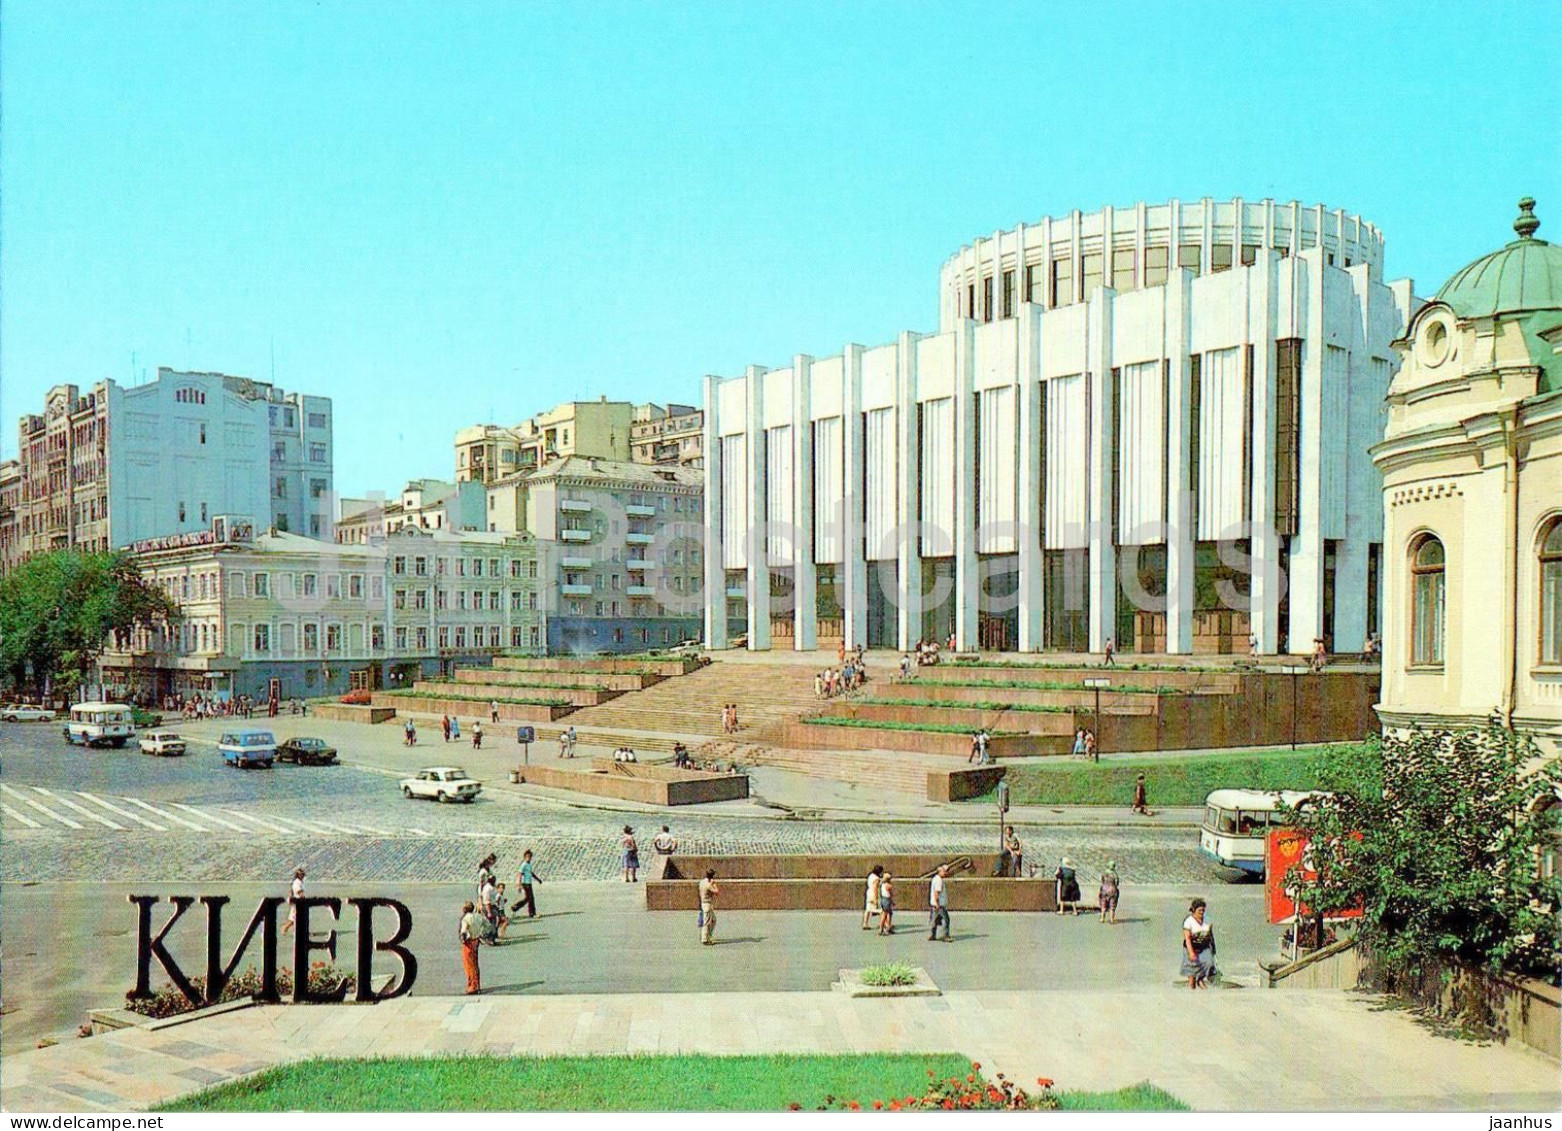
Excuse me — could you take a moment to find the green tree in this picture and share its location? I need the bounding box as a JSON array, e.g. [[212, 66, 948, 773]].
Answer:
[[1284, 728, 1561, 986], [0, 550, 180, 697]]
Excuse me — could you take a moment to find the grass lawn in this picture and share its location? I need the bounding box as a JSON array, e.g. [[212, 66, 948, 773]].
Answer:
[[155, 1054, 1187, 1112], [989, 744, 1349, 807]]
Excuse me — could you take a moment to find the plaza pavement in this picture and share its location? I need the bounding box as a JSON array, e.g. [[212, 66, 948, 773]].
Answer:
[[4, 984, 1557, 1113]]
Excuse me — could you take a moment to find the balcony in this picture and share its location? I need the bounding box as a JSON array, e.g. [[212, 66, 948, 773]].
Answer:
[[625, 558, 654, 571], [726, 586, 746, 599], [561, 528, 592, 543], [626, 503, 656, 518], [560, 499, 592, 514], [560, 555, 594, 569], [625, 532, 654, 546], [626, 584, 654, 597], [561, 583, 593, 597]]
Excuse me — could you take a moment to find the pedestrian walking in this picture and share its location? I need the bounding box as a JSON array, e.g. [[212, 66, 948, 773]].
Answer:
[[1072, 728, 1087, 758], [512, 849, 540, 918], [1181, 898, 1217, 989], [558, 730, 570, 758], [1003, 826, 1023, 877], [862, 864, 884, 930], [1054, 857, 1082, 915], [490, 699, 500, 724], [459, 901, 483, 994], [1103, 638, 1116, 667], [1131, 773, 1150, 816], [927, 864, 951, 941], [451, 717, 461, 741], [403, 718, 417, 747], [699, 869, 720, 945], [283, 867, 306, 935], [442, 714, 452, 743], [1099, 861, 1120, 924], [877, 872, 896, 935], [968, 731, 982, 764], [621, 826, 640, 882], [653, 826, 677, 855], [1083, 730, 1098, 761], [476, 853, 497, 902], [472, 720, 483, 749], [565, 725, 576, 757]]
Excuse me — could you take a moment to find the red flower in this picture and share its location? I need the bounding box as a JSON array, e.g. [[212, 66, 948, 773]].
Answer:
[[1036, 1077, 1054, 1088], [942, 1100, 956, 1110], [889, 1101, 901, 1112], [965, 1074, 976, 1083], [872, 1100, 883, 1110], [971, 1061, 981, 1071], [787, 1103, 801, 1111]]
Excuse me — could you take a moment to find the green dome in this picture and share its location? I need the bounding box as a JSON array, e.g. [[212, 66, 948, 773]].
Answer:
[[1435, 197, 1562, 319]]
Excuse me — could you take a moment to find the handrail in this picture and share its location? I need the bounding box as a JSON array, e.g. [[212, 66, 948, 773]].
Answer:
[[920, 856, 973, 879]]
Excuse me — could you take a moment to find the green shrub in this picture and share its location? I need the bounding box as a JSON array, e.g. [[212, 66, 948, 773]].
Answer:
[[859, 962, 919, 987]]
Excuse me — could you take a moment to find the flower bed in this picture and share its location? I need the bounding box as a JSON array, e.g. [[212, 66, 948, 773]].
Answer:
[[127, 963, 357, 1018]]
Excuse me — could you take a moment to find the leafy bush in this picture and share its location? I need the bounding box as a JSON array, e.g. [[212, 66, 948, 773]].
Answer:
[[859, 962, 918, 987], [126, 963, 357, 1018], [1283, 727, 1562, 988]]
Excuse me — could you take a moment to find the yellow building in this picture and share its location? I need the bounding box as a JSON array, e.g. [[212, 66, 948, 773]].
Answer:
[[454, 399, 633, 484], [1374, 198, 1562, 755]]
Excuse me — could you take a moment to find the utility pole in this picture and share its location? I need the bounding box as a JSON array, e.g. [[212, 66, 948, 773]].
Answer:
[[1084, 677, 1110, 761]]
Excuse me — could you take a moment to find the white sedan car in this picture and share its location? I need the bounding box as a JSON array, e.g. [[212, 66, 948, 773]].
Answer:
[[400, 766, 482, 803], [1, 706, 56, 722], [138, 730, 187, 756]]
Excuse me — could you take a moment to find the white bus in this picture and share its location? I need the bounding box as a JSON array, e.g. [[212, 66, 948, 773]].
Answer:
[[63, 702, 135, 748], [1199, 789, 1326, 878]]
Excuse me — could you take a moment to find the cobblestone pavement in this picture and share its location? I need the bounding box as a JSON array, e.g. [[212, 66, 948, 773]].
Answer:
[[0, 720, 1230, 884]]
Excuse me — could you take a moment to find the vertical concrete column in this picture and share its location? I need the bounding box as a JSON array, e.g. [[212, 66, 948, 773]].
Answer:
[[894, 332, 923, 651], [791, 356, 817, 652], [842, 344, 869, 650], [952, 320, 979, 650], [701, 374, 727, 650], [1164, 269, 1195, 654], [1288, 250, 1327, 655], [1248, 254, 1281, 654], [1017, 303, 1045, 651], [1086, 287, 1117, 653], [744, 365, 771, 652]]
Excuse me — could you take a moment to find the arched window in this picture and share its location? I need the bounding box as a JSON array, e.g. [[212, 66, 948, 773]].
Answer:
[[1542, 518, 1562, 665], [1410, 535, 1446, 666]]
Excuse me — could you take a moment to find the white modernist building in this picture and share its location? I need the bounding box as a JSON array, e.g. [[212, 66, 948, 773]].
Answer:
[[704, 197, 1415, 656]]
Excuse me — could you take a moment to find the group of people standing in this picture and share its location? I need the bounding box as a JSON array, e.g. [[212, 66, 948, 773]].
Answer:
[[1069, 728, 1099, 760], [814, 660, 866, 699], [860, 863, 953, 941], [437, 714, 485, 747], [967, 729, 994, 765], [459, 851, 543, 994], [719, 703, 743, 733]]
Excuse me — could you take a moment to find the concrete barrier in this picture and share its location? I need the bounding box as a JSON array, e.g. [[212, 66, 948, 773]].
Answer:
[[646, 853, 1054, 912], [928, 765, 1007, 802], [415, 680, 619, 707], [515, 762, 749, 805], [311, 703, 397, 724], [777, 721, 1063, 758], [371, 693, 573, 723]]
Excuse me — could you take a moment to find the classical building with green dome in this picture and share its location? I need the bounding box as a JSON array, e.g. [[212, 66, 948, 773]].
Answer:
[[1372, 198, 1562, 755]]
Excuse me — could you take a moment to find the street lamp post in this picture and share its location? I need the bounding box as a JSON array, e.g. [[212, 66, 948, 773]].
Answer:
[[1083, 677, 1110, 761]]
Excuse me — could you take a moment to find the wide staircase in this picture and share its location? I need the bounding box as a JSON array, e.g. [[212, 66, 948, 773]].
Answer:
[[543, 659, 822, 738]]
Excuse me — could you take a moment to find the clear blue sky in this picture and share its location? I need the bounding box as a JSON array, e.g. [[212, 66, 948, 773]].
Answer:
[[3, 1, 1557, 496]]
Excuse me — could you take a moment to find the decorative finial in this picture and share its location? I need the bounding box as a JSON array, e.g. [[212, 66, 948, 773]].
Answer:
[[1514, 196, 1540, 240]]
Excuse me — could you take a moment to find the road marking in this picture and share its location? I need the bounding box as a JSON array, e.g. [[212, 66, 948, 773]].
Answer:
[[0, 783, 83, 829], [33, 787, 126, 830], [1, 803, 42, 828], [308, 820, 364, 835], [123, 797, 208, 831], [408, 827, 431, 837], [219, 809, 294, 834], [266, 815, 332, 834], [168, 803, 245, 832], [74, 792, 166, 831]]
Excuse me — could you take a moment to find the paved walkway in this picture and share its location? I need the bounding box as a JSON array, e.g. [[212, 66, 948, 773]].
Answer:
[[3, 986, 1554, 1113]]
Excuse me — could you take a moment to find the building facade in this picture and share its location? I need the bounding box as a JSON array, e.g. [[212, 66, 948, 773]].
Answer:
[[1373, 198, 1562, 756], [454, 399, 633, 485], [335, 478, 485, 544], [704, 196, 1414, 656], [487, 455, 703, 653], [104, 522, 542, 702], [0, 460, 20, 573], [631, 403, 705, 468], [5, 368, 332, 570]]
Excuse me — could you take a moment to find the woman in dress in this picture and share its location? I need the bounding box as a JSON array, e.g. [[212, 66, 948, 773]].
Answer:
[[621, 826, 640, 883], [1098, 861, 1120, 924], [877, 872, 895, 935], [1181, 897, 1217, 988], [1054, 857, 1082, 915]]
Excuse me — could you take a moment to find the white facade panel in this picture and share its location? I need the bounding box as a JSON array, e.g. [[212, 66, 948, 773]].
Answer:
[[977, 385, 1017, 552], [864, 407, 897, 560], [718, 379, 748, 437], [1118, 360, 1166, 543], [809, 357, 844, 420], [1040, 304, 1089, 378], [1111, 289, 1164, 364], [812, 416, 844, 564], [762, 368, 793, 430], [919, 397, 954, 556], [765, 425, 794, 564], [1188, 272, 1247, 354], [1045, 374, 1088, 547], [720, 435, 748, 569], [1197, 347, 1246, 541], [974, 320, 1017, 391], [862, 346, 897, 411], [1321, 344, 1349, 539], [915, 335, 955, 401]]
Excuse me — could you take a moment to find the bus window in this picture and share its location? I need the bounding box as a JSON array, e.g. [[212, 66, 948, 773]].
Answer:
[[1218, 809, 1238, 834]]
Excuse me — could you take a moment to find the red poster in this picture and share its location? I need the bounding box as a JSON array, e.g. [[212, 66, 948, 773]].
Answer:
[[1265, 828, 1363, 923]]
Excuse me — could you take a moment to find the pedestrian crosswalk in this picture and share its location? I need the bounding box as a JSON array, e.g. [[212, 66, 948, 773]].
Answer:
[[0, 782, 412, 837]]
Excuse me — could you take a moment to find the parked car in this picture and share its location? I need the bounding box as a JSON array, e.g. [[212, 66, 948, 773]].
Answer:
[[1, 705, 56, 722], [339, 689, 372, 705], [138, 730, 187, 757], [277, 737, 337, 765], [218, 728, 277, 768], [131, 707, 165, 729], [400, 766, 482, 803]]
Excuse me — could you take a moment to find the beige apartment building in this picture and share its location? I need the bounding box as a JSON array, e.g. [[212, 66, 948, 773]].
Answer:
[[1373, 198, 1562, 756], [631, 403, 705, 468], [454, 399, 633, 485]]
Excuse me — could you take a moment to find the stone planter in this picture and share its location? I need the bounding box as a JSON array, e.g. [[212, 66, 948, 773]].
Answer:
[[833, 967, 942, 998]]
